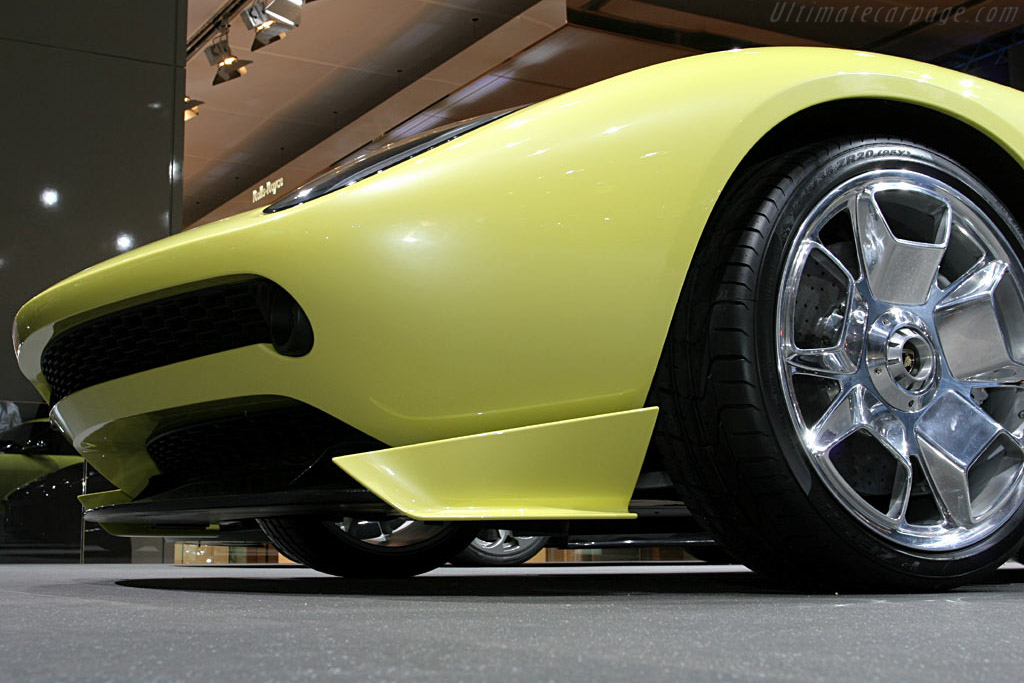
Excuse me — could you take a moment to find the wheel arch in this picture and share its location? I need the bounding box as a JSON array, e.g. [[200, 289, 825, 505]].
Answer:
[[731, 97, 1024, 229], [640, 93, 1024, 479]]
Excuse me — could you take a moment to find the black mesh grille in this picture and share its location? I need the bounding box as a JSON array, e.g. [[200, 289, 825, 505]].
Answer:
[[41, 280, 275, 404], [145, 404, 385, 493]]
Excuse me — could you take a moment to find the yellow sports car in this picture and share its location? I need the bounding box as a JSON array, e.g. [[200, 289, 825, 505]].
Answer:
[[14, 47, 1024, 589]]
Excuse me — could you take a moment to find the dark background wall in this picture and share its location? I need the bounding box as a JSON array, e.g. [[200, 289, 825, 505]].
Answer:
[[0, 1, 187, 401]]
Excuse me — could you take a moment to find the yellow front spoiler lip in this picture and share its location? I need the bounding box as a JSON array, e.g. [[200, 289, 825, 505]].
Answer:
[[80, 407, 658, 536], [334, 406, 658, 521]]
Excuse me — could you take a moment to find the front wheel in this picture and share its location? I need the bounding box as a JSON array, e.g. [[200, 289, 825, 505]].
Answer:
[[652, 137, 1024, 590], [258, 516, 477, 578]]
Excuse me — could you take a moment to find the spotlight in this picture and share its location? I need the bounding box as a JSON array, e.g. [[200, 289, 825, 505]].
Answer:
[[40, 188, 59, 208], [183, 96, 203, 121], [204, 35, 252, 85], [241, 0, 302, 51], [115, 233, 135, 252]]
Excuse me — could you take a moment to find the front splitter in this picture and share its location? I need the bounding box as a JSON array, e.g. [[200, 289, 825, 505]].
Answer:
[[333, 407, 659, 521]]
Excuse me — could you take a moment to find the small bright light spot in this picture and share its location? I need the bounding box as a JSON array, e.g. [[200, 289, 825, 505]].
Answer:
[[402, 236, 417, 243], [0, 257, 6, 268], [115, 233, 135, 252], [959, 78, 976, 88], [529, 148, 548, 157], [602, 125, 626, 135], [147, 102, 163, 110], [505, 140, 524, 148], [40, 188, 59, 207], [642, 152, 658, 158], [565, 170, 576, 175], [297, 188, 312, 198]]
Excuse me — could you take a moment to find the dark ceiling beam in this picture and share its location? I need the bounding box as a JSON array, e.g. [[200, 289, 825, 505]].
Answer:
[[567, 8, 759, 52], [941, 26, 1024, 67], [866, 0, 994, 52]]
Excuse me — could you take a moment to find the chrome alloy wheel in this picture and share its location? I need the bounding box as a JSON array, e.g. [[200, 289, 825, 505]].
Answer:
[[332, 517, 447, 548], [777, 169, 1024, 551], [470, 528, 537, 554]]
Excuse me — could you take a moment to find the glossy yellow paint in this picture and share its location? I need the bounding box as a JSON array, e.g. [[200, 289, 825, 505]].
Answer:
[[78, 489, 131, 510], [335, 407, 657, 520], [13, 48, 1024, 507], [0, 454, 81, 501]]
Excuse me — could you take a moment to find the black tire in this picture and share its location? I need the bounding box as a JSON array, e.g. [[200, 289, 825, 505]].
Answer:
[[258, 516, 478, 578], [650, 137, 1024, 591], [451, 529, 549, 567]]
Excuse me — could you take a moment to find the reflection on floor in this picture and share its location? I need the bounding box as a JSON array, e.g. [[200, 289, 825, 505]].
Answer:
[[173, 543, 704, 565]]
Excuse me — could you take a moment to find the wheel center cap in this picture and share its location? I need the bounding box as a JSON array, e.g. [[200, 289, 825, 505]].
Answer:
[[902, 346, 917, 372], [866, 309, 939, 413], [886, 327, 935, 391]]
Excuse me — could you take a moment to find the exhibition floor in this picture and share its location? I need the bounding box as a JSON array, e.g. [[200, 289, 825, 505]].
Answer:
[[1, 562, 1023, 682]]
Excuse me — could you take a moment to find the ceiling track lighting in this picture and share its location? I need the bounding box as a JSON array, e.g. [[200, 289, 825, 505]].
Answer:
[[241, 0, 302, 51], [204, 30, 252, 85], [183, 96, 204, 121]]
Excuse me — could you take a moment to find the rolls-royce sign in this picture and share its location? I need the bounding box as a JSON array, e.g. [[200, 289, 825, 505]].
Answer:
[[252, 177, 285, 204]]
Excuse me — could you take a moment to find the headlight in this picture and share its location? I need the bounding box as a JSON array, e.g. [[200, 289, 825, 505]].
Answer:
[[265, 108, 518, 213]]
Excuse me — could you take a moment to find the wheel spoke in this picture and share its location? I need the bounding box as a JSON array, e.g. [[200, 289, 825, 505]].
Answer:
[[863, 408, 913, 528], [346, 520, 387, 542], [789, 365, 849, 382], [866, 405, 911, 466], [481, 528, 513, 552], [810, 386, 912, 528], [888, 466, 914, 528], [786, 345, 861, 376], [917, 439, 973, 528], [807, 387, 911, 465], [782, 243, 866, 375], [809, 385, 876, 453], [935, 260, 1024, 382], [915, 391, 1009, 527], [853, 189, 950, 305]]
